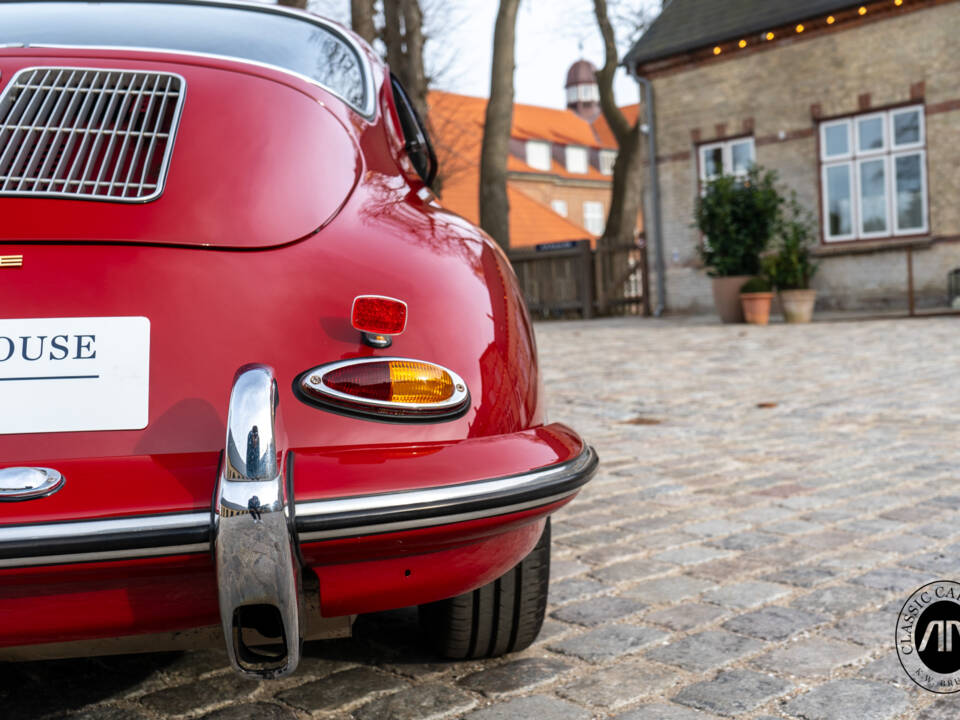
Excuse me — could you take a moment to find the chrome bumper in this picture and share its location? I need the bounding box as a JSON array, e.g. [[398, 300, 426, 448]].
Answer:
[[212, 365, 300, 678], [0, 369, 598, 678]]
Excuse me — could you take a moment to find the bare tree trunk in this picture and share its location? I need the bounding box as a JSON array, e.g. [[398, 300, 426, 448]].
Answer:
[[277, 0, 308, 8], [382, 1, 405, 77], [350, 0, 377, 45], [593, 0, 644, 312], [401, 0, 428, 120], [479, 0, 521, 251]]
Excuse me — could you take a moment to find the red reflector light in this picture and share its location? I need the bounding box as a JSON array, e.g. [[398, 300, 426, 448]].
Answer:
[[351, 295, 408, 335]]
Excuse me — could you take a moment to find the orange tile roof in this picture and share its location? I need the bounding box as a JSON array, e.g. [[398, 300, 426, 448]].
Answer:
[[428, 91, 610, 247], [591, 104, 640, 148], [428, 90, 599, 248]]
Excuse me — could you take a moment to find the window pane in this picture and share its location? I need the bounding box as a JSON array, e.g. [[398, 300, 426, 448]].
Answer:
[[565, 146, 588, 174], [0, 2, 368, 110], [895, 153, 924, 231], [702, 146, 723, 179], [731, 141, 753, 175], [551, 199, 568, 217], [859, 159, 888, 234], [857, 116, 884, 152], [525, 141, 551, 171], [825, 164, 853, 237], [583, 202, 605, 235], [824, 123, 849, 157], [893, 110, 921, 146]]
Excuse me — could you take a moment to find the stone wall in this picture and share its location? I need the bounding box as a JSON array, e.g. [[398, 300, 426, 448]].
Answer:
[[646, 2, 960, 313]]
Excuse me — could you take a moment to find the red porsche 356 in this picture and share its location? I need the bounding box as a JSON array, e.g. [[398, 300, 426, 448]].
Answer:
[[0, 0, 596, 677]]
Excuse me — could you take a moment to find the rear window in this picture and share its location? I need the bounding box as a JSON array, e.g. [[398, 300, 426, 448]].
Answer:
[[0, 1, 369, 112]]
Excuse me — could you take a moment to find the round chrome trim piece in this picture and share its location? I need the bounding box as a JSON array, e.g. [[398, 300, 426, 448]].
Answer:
[[299, 357, 470, 416], [0, 467, 65, 501]]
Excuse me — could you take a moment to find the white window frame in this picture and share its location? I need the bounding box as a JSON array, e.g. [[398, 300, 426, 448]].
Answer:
[[525, 140, 552, 171], [599, 149, 616, 175], [582, 201, 605, 235], [551, 199, 568, 217], [698, 137, 755, 183], [856, 155, 891, 239], [819, 105, 927, 242], [892, 149, 928, 235], [565, 145, 589, 174], [821, 119, 853, 161], [854, 111, 887, 156]]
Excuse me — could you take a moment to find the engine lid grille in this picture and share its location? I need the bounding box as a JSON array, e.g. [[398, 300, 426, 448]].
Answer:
[[0, 67, 185, 203]]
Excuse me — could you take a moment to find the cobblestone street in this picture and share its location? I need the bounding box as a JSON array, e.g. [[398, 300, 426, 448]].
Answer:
[[6, 316, 960, 720]]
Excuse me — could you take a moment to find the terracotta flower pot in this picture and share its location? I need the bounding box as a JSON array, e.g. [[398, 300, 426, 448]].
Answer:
[[779, 289, 817, 323], [711, 275, 751, 323], [740, 292, 774, 325]]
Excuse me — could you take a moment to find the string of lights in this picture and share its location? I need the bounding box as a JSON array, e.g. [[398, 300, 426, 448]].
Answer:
[[706, 0, 909, 59]]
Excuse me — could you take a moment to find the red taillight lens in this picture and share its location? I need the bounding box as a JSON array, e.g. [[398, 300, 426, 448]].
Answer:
[[351, 295, 407, 335]]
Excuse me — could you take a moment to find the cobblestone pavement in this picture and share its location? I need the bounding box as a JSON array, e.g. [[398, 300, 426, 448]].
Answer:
[[6, 316, 960, 719]]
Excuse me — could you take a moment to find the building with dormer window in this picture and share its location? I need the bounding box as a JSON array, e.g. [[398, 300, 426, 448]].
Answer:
[[427, 59, 642, 249]]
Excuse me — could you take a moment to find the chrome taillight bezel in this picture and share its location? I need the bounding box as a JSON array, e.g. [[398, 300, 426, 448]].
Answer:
[[295, 357, 471, 422]]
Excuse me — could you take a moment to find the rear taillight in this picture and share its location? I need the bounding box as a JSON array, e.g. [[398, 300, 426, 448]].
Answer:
[[298, 358, 469, 420]]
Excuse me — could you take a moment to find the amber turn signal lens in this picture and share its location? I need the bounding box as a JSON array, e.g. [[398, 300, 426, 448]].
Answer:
[[351, 295, 407, 335], [324, 360, 454, 404]]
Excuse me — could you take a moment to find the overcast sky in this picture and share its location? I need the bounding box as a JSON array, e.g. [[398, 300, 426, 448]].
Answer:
[[307, 0, 658, 109]]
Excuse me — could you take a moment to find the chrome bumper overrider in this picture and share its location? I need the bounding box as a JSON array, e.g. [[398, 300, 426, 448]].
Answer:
[[0, 367, 598, 677], [213, 364, 301, 678]]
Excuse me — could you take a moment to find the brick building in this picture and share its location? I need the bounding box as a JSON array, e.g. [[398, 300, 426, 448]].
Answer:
[[428, 60, 640, 249], [626, 0, 960, 313]]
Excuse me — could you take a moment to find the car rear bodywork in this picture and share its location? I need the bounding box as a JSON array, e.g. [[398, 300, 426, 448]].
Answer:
[[0, 1, 596, 677]]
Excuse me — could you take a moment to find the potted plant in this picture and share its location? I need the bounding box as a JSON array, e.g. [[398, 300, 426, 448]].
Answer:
[[766, 193, 819, 323], [739, 276, 774, 325], [695, 167, 781, 323]]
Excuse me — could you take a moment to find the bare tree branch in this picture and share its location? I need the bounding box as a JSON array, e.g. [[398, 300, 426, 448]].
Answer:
[[277, 0, 308, 8], [594, 0, 631, 145]]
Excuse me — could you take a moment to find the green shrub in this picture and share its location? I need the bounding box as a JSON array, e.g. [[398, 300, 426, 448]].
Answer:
[[695, 167, 781, 277], [740, 276, 772, 293], [765, 193, 819, 290]]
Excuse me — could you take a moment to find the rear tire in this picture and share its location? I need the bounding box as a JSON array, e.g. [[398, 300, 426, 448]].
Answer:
[[419, 519, 551, 659]]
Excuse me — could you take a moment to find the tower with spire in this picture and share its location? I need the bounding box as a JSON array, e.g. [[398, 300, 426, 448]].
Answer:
[[565, 58, 601, 122]]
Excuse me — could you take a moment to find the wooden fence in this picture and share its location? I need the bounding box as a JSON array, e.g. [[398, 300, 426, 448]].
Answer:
[[508, 236, 648, 319]]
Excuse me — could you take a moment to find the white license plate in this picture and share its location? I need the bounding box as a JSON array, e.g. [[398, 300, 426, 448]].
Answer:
[[0, 316, 149, 435]]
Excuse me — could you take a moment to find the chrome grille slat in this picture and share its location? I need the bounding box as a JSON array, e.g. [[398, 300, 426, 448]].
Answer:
[[131, 75, 172, 197], [0, 67, 185, 202], [116, 72, 160, 198]]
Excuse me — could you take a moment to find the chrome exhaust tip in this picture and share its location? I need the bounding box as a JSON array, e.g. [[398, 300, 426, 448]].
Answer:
[[213, 364, 301, 678]]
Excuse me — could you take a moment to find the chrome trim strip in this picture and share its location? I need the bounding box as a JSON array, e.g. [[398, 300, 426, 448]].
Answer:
[[300, 357, 470, 412], [0, 511, 208, 544], [0, 446, 597, 566], [297, 489, 579, 543], [296, 448, 595, 519], [9, 0, 376, 118], [0, 542, 208, 568], [294, 446, 598, 540]]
